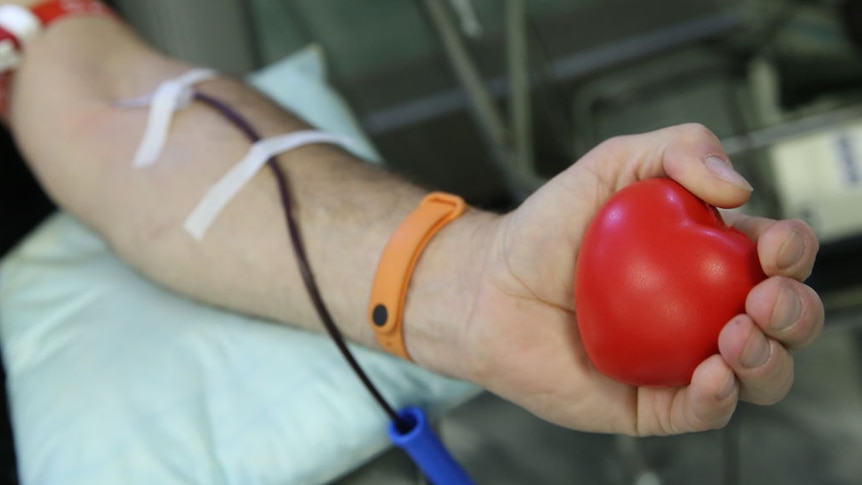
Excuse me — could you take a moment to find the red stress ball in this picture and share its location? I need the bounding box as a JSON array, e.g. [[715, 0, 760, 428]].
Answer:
[[575, 178, 766, 387]]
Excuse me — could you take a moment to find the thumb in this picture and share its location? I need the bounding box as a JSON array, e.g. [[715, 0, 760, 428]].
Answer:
[[579, 123, 753, 209], [500, 124, 752, 310]]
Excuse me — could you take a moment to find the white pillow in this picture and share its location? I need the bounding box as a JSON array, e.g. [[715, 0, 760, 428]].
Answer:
[[247, 44, 383, 165], [0, 47, 477, 485]]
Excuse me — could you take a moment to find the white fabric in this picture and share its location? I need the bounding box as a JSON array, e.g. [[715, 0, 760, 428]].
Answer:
[[184, 130, 355, 241], [0, 5, 42, 47], [0, 47, 479, 485], [123, 68, 218, 168], [247, 45, 383, 164], [0, 215, 477, 485]]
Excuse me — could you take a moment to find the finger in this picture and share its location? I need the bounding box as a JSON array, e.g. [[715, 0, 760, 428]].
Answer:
[[723, 214, 819, 280], [639, 355, 738, 435], [746, 277, 824, 349], [718, 314, 795, 405], [581, 123, 754, 209]]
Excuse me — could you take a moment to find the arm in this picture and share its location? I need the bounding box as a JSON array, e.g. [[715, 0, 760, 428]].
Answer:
[[5, 2, 825, 436], [9, 10, 489, 379]]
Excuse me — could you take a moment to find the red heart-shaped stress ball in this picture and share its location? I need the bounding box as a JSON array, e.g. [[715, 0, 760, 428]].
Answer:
[[575, 178, 765, 387]]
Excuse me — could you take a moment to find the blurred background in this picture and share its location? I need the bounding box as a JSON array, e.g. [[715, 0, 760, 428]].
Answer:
[[2, 0, 862, 484]]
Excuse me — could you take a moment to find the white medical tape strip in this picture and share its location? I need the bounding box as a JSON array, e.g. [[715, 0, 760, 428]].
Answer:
[[115, 89, 196, 110], [183, 130, 355, 240], [126, 68, 218, 168], [0, 6, 42, 47]]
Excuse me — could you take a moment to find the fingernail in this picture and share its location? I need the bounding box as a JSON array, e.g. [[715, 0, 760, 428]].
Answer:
[[717, 372, 737, 400], [777, 230, 804, 270], [705, 156, 753, 191], [773, 286, 802, 332], [741, 331, 771, 369]]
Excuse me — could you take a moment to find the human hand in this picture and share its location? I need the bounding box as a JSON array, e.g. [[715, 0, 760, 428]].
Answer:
[[460, 123, 824, 436]]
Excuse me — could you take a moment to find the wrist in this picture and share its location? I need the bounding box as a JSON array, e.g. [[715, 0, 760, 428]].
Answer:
[[403, 207, 499, 379]]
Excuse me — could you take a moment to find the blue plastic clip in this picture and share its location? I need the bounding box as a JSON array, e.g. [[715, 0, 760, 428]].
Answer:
[[388, 407, 475, 485]]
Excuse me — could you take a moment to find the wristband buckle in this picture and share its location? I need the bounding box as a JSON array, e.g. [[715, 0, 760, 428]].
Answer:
[[368, 192, 466, 361]]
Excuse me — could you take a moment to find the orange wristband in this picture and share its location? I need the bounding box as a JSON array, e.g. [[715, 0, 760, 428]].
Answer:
[[368, 192, 466, 361]]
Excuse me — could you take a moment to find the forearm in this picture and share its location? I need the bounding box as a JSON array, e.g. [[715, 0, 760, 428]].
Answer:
[[9, 13, 495, 379]]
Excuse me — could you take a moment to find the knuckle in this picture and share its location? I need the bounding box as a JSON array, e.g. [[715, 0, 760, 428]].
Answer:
[[594, 134, 632, 155], [678, 122, 717, 142]]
